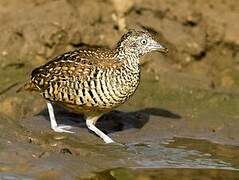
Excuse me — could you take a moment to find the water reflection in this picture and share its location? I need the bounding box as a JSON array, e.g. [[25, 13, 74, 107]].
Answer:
[[0, 173, 32, 180], [123, 138, 238, 170], [84, 137, 239, 179], [92, 168, 239, 180]]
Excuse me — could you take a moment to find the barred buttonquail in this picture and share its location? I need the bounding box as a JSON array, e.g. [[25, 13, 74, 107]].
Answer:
[[24, 30, 168, 143]]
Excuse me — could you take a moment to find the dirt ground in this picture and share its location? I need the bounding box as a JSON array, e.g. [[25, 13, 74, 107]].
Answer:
[[0, 0, 239, 179]]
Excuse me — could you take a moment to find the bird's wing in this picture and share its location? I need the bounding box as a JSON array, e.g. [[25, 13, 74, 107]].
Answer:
[[26, 48, 122, 92]]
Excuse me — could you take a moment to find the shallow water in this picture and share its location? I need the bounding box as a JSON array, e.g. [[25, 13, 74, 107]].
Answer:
[[78, 137, 239, 179], [1, 134, 239, 179]]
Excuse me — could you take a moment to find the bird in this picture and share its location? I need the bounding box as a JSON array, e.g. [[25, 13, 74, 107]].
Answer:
[[22, 29, 168, 143]]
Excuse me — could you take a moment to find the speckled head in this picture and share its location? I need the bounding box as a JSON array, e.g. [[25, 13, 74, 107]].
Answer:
[[117, 29, 168, 57]]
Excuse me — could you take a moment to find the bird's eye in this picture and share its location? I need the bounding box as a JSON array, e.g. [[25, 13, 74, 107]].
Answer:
[[141, 39, 147, 45]]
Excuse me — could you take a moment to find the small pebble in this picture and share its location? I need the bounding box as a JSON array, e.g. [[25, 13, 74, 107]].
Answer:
[[60, 148, 72, 155], [2, 51, 8, 56], [53, 135, 67, 140]]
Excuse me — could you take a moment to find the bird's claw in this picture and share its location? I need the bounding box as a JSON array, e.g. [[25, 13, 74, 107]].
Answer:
[[52, 125, 75, 133]]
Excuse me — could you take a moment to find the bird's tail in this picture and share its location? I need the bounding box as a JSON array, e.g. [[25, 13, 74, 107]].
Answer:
[[16, 81, 37, 93]]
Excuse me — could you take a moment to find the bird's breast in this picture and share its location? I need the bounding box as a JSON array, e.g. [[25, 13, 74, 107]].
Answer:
[[96, 66, 140, 108]]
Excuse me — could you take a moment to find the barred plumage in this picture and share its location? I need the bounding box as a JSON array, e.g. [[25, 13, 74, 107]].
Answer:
[[24, 29, 168, 143]]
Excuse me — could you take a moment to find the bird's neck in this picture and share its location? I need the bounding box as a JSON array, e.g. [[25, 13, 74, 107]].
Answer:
[[114, 47, 140, 71]]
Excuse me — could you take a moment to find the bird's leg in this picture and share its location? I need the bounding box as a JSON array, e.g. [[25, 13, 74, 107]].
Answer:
[[46, 101, 74, 133], [86, 115, 115, 144]]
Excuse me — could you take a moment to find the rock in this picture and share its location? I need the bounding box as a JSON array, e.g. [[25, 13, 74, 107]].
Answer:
[[111, 0, 135, 15], [223, 12, 239, 48], [183, 11, 202, 26], [60, 148, 72, 155], [111, 0, 135, 31], [221, 75, 234, 89], [205, 22, 225, 48], [0, 97, 20, 116]]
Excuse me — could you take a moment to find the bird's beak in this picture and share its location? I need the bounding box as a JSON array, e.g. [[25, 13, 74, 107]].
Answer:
[[153, 43, 168, 53]]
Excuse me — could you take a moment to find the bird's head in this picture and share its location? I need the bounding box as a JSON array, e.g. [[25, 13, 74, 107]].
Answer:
[[117, 29, 168, 58]]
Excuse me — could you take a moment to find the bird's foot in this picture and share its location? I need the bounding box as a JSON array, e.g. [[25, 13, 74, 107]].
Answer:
[[109, 141, 125, 147], [51, 125, 75, 133], [104, 137, 115, 144]]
